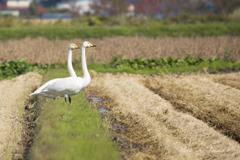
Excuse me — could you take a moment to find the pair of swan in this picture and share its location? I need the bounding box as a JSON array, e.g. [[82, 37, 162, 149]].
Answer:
[[29, 41, 96, 104]]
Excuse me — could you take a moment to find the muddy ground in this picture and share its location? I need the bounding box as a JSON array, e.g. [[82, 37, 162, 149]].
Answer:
[[0, 72, 42, 160], [87, 72, 240, 160]]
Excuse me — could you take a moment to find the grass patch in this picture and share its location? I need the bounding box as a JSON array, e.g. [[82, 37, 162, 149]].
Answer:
[[89, 56, 240, 75], [29, 69, 121, 160], [1, 56, 239, 80], [0, 58, 49, 80], [0, 22, 239, 40]]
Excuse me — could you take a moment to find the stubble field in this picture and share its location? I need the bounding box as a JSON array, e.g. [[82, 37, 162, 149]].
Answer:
[[0, 36, 240, 64], [1, 36, 240, 159], [87, 72, 240, 160], [0, 72, 42, 160]]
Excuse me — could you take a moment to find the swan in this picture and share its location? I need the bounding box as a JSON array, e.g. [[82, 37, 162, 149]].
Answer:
[[29, 43, 79, 99], [67, 43, 78, 77], [30, 41, 96, 104]]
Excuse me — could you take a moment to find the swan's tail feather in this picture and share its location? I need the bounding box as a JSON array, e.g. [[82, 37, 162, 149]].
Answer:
[[29, 92, 39, 97]]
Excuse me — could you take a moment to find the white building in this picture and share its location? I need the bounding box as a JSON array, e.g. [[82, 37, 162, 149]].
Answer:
[[56, 0, 94, 15], [6, 0, 30, 8]]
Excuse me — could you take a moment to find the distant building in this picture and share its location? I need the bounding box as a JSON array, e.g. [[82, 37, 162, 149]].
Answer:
[[56, 0, 94, 15], [6, 0, 30, 9], [0, 0, 30, 16], [0, 9, 19, 16]]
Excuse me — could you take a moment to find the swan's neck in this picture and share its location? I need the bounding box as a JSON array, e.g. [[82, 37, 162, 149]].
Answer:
[[68, 48, 77, 77], [81, 46, 91, 85]]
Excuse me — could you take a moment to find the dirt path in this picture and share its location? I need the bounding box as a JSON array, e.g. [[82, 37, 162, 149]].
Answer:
[[88, 73, 240, 160], [0, 72, 42, 160]]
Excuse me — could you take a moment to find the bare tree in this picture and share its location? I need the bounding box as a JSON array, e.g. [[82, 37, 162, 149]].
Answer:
[[133, 0, 194, 17], [134, 0, 161, 16], [211, 0, 240, 14], [91, 0, 128, 16], [68, 1, 82, 16]]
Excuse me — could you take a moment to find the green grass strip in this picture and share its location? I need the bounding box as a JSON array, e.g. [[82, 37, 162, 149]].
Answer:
[[88, 59, 240, 75], [30, 69, 120, 160], [0, 22, 240, 40]]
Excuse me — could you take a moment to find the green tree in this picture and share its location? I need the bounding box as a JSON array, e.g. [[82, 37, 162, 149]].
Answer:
[[29, 0, 39, 16]]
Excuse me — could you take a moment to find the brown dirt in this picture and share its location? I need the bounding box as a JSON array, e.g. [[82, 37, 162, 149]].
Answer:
[[0, 72, 42, 160], [0, 36, 240, 64], [88, 72, 240, 160]]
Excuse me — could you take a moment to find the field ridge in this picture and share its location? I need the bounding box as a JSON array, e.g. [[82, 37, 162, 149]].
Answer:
[[88, 73, 240, 159], [0, 72, 42, 160]]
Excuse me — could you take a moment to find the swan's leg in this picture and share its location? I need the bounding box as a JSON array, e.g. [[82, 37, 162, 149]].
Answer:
[[64, 95, 68, 103], [69, 97, 71, 104]]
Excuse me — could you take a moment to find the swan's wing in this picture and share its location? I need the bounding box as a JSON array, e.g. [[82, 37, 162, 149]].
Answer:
[[29, 78, 62, 96], [39, 93, 58, 98], [42, 77, 83, 96]]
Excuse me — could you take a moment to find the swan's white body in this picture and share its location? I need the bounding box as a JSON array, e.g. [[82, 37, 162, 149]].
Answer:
[[30, 42, 95, 102], [37, 76, 89, 97], [30, 78, 61, 98]]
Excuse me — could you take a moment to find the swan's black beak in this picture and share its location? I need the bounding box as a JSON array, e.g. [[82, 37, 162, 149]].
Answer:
[[90, 44, 97, 47], [89, 43, 96, 48]]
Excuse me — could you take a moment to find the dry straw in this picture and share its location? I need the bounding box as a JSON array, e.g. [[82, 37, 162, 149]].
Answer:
[[88, 73, 240, 160], [0, 36, 240, 64], [0, 72, 42, 160]]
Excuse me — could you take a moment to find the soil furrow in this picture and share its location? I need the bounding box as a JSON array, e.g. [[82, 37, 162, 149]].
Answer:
[[89, 73, 240, 160]]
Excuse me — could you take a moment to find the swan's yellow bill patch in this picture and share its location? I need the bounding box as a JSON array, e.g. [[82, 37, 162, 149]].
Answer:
[[74, 45, 78, 49], [89, 43, 93, 47]]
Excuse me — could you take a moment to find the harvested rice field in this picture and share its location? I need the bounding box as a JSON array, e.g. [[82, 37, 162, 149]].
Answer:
[[1, 69, 240, 159], [87, 72, 240, 160], [1, 35, 240, 159], [0, 36, 240, 64], [0, 72, 42, 160]]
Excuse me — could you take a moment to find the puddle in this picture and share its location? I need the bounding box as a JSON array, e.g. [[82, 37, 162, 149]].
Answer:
[[88, 93, 141, 156], [89, 97, 102, 102], [98, 107, 109, 113], [89, 97, 109, 114]]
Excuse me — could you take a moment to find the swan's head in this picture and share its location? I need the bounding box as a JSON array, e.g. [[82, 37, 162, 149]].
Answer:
[[69, 43, 79, 50], [82, 41, 96, 48]]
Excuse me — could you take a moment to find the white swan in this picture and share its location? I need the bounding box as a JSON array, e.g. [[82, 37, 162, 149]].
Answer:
[[29, 43, 79, 99], [67, 43, 78, 77], [30, 41, 96, 104]]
